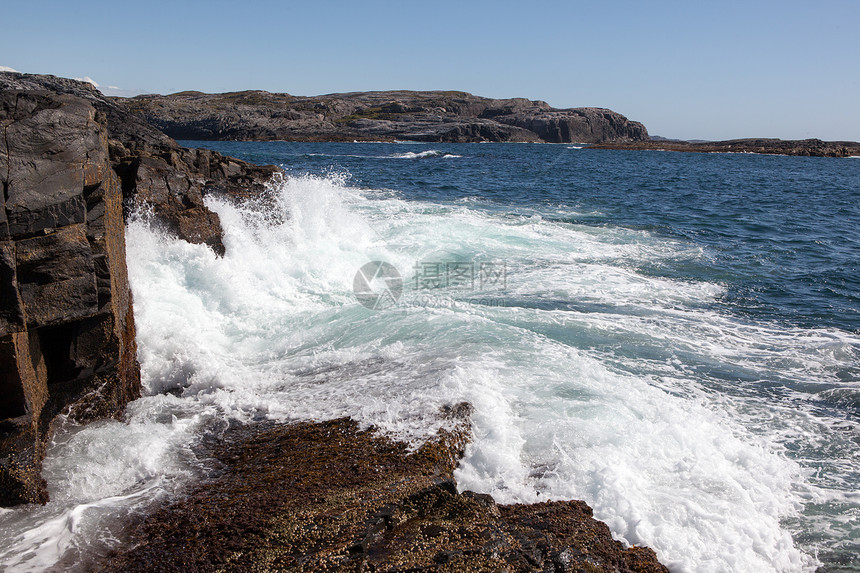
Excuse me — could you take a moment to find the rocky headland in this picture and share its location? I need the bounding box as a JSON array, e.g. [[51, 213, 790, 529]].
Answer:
[[0, 71, 670, 571], [591, 137, 860, 157], [0, 71, 277, 505], [113, 90, 650, 144]]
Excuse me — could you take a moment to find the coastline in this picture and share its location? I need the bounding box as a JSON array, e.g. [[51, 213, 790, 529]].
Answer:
[[102, 412, 668, 573], [588, 138, 860, 158], [0, 72, 672, 571]]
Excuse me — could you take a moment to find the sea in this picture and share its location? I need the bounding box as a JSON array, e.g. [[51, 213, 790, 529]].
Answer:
[[0, 142, 858, 572]]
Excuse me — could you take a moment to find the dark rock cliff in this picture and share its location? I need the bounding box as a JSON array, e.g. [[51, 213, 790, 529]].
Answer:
[[0, 73, 279, 506], [114, 90, 650, 144], [0, 90, 141, 505], [0, 73, 280, 254]]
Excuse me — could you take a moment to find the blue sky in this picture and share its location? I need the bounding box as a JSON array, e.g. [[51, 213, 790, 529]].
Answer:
[[2, 0, 858, 141]]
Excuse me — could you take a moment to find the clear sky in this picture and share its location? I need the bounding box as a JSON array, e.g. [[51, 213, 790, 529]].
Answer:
[[2, 0, 858, 141]]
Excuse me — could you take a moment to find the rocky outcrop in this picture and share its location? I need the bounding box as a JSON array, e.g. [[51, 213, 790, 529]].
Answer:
[[0, 73, 280, 506], [0, 73, 668, 570], [103, 412, 668, 572], [495, 107, 650, 143], [590, 137, 860, 158], [0, 72, 281, 255], [0, 90, 140, 505], [113, 89, 649, 144]]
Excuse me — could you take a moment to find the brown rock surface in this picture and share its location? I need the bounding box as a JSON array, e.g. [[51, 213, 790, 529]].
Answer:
[[0, 90, 140, 505], [103, 413, 668, 573]]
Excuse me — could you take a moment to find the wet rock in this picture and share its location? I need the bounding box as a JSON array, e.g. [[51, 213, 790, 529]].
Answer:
[[103, 412, 668, 572], [0, 72, 279, 507], [0, 89, 140, 506]]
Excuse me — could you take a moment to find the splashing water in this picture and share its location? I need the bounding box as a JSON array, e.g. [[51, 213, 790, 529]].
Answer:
[[1, 143, 858, 573]]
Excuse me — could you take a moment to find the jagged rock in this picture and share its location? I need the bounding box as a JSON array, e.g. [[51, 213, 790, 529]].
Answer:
[[111, 89, 650, 144], [101, 413, 668, 572], [1, 72, 280, 253], [0, 73, 279, 506], [0, 89, 141, 506]]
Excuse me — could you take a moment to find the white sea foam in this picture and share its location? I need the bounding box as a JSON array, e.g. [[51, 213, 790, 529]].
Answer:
[[3, 171, 857, 572], [0, 402, 202, 572], [304, 149, 462, 160], [389, 150, 462, 159]]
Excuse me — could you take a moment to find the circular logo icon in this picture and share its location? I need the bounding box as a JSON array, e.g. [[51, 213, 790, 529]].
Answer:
[[353, 261, 402, 310]]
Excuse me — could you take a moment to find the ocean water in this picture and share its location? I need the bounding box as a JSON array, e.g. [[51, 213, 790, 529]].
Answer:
[[0, 142, 858, 572]]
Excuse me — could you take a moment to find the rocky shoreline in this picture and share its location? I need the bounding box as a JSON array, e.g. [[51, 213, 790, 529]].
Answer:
[[0, 72, 672, 571], [1, 71, 278, 505], [101, 410, 667, 573], [590, 137, 860, 158]]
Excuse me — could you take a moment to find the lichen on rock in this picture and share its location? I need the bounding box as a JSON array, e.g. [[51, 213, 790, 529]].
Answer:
[[103, 409, 668, 572]]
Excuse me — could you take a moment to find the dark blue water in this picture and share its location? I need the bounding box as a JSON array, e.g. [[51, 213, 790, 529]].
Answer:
[[173, 141, 860, 572], [3, 141, 858, 572], [189, 141, 860, 335]]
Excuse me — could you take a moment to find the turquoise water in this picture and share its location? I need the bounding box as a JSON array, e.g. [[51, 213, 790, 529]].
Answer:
[[198, 141, 860, 571], [0, 142, 856, 572], [205, 141, 860, 335]]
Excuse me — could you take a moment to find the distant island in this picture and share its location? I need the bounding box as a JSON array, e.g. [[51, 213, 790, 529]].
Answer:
[[112, 89, 859, 157], [112, 90, 649, 144], [590, 138, 860, 158], [3, 66, 852, 155]]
